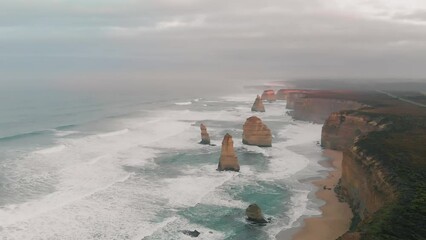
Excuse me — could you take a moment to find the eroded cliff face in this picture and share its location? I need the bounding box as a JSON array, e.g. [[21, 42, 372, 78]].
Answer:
[[323, 113, 426, 239], [276, 89, 288, 100], [287, 97, 365, 124], [321, 112, 387, 150], [289, 89, 426, 240], [321, 112, 398, 239], [261, 90, 276, 102], [340, 145, 398, 222], [285, 92, 306, 109], [321, 112, 392, 222]]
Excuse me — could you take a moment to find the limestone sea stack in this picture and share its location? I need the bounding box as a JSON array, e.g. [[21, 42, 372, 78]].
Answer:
[[242, 116, 272, 147], [251, 95, 265, 112], [217, 134, 240, 171], [246, 204, 268, 224], [199, 123, 211, 145], [261, 90, 276, 102]]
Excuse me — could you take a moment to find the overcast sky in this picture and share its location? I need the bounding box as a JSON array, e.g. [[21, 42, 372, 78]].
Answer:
[[1, 0, 426, 90]]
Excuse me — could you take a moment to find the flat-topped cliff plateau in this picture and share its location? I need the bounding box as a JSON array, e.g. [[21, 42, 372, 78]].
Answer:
[[284, 89, 426, 240], [285, 89, 426, 124]]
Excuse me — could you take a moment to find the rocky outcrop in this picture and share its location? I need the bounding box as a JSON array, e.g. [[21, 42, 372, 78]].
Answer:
[[242, 116, 272, 147], [251, 95, 265, 112], [261, 90, 276, 102], [287, 97, 365, 124], [321, 112, 387, 150], [181, 230, 201, 237], [246, 204, 268, 224], [199, 123, 211, 145], [217, 134, 240, 171]]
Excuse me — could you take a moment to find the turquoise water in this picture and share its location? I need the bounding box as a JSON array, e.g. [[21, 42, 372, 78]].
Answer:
[[0, 90, 326, 239]]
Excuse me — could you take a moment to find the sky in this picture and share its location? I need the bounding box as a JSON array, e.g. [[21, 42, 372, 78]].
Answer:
[[1, 0, 426, 91]]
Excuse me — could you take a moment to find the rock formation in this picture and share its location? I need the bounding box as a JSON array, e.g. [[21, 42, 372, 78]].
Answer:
[[321, 112, 386, 150], [181, 230, 201, 237], [199, 123, 211, 145], [246, 204, 267, 224], [251, 95, 265, 112], [217, 134, 240, 171], [242, 116, 272, 147], [261, 90, 276, 102], [275, 89, 287, 100], [287, 97, 365, 124]]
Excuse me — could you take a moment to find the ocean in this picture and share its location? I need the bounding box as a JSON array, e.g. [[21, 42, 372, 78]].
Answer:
[[0, 88, 328, 239]]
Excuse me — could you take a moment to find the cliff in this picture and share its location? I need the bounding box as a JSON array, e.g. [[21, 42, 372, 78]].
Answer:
[[317, 101, 426, 239], [287, 97, 365, 124], [321, 111, 388, 150], [338, 118, 426, 239], [285, 89, 426, 240], [251, 95, 265, 112], [261, 90, 276, 102], [276, 89, 286, 100], [277, 89, 321, 101], [242, 116, 272, 147], [218, 134, 240, 171], [199, 123, 211, 145]]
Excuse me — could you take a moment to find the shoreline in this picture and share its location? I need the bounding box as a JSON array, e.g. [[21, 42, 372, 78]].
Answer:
[[277, 150, 352, 240]]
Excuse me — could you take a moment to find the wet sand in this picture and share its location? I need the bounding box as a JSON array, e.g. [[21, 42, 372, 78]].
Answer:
[[278, 150, 353, 240]]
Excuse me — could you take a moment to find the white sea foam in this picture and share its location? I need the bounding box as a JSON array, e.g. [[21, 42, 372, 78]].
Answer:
[[162, 165, 238, 207], [54, 130, 79, 137], [280, 122, 322, 147], [175, 101, 192, 105], [286, 190, 311, 227], [131, 217, 178, 240], [97, 128, 129, 138], [33, 144, 67, 154]]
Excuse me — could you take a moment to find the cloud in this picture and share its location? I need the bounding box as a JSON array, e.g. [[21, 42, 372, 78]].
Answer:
[[1, 0, 426, 89]]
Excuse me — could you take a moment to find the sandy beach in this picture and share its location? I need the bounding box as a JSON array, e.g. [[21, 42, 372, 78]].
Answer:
[[281, 150, 353, 240]]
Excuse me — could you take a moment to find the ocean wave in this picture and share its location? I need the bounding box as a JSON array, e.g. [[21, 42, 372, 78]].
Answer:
[[55, 124, 77, 130], [34, 145, 67, 154], [53, 130, 79, 137], [175, 101, 192, 105], [0, 123, 79, 142], [0, 130, 51, 142], [97, 128, 130, 138]]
